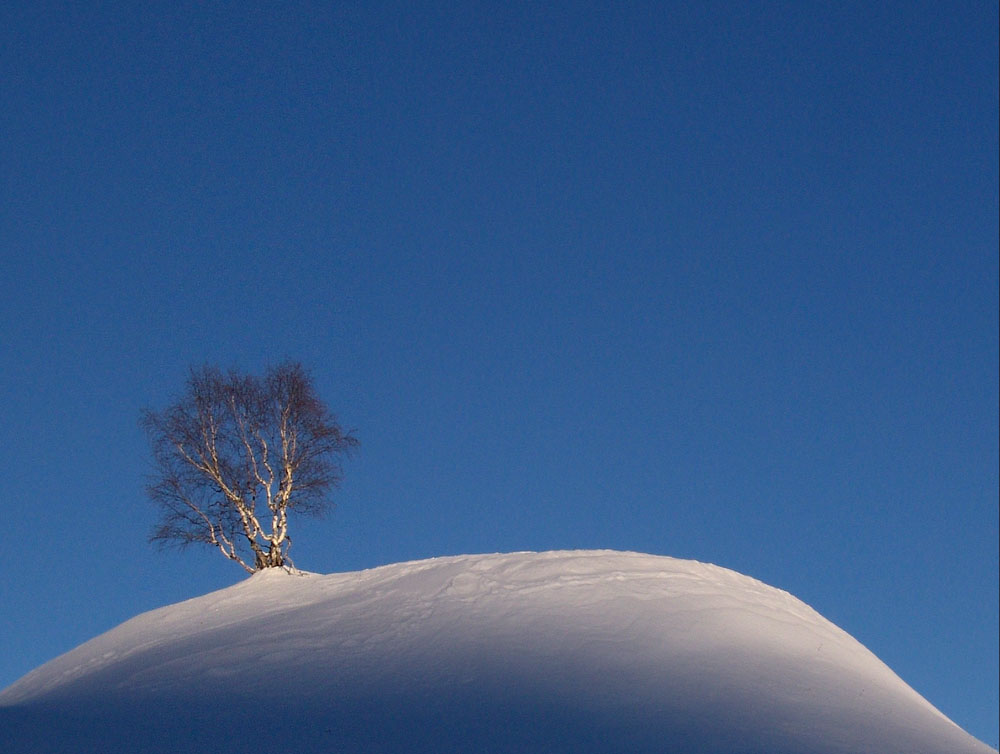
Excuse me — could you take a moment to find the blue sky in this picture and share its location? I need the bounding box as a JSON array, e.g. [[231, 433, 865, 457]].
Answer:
[[1, 0, 997, 745]]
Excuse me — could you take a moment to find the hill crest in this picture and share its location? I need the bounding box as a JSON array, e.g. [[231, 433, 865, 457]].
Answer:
[[1, 550, 993, 754]]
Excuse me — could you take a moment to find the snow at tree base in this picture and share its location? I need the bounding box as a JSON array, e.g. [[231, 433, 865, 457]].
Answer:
[[0, 551, 993, 754]]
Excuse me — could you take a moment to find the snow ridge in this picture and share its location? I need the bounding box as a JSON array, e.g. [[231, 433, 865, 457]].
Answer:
[[0, 550, 993, 754]]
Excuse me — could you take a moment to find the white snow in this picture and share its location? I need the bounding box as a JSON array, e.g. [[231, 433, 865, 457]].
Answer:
[[0, 550, 993, 753]]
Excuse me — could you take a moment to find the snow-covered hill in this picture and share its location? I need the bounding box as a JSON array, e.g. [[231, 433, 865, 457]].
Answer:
[[0, 550, 993, 753]]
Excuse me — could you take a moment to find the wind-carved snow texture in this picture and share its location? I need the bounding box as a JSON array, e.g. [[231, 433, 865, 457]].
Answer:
[[0, 550, 994, 754]]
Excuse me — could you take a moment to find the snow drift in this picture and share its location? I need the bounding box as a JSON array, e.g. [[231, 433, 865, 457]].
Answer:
[[0, 550, 993, 753]]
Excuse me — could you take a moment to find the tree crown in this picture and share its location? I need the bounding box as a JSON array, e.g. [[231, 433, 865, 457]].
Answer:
[[142, 362, 358, 572]]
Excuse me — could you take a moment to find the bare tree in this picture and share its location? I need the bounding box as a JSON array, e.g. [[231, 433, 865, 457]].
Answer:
[[142, 362, 358, 573]]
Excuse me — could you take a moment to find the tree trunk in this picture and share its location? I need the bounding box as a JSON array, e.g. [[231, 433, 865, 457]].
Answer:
[[255, 542, 284, 569]]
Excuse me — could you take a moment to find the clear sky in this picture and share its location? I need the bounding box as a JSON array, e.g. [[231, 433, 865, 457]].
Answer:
[[1, 0, 997, 746]]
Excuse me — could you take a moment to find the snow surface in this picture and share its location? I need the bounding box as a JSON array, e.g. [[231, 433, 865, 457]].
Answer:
[[0, 550, 993, 753]]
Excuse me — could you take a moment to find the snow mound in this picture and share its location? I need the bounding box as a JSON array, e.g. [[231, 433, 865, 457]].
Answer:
[[0, 550, 993, 753]]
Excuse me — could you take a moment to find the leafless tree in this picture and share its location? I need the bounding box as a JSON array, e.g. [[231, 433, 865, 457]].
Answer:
[[141, 362, 358, 573]]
